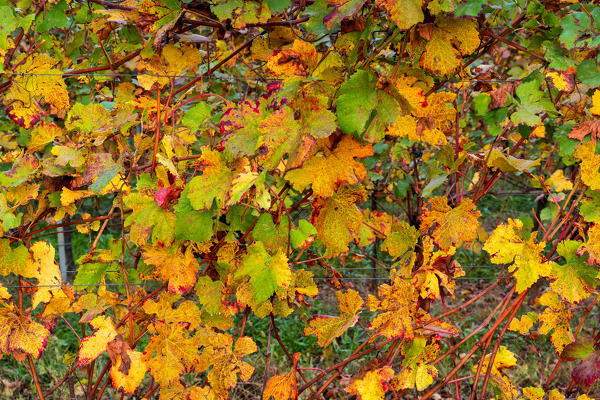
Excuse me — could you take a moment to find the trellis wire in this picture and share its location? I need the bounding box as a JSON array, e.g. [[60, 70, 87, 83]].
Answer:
[[0, 70, 524, 84]]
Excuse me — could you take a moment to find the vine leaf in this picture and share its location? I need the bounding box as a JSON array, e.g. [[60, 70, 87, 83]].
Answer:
[[472, 346, 518, 398], [110, 348, 147, 394], [393, 335, 439, 391], [234, 241, 292, 304], [508, 313, 536, 335], [312, 185, 366, 257], [420, 197, 481, 251], [323, 0, 367, 30], [123, 192, 175, 246], [142, 292, 203, 330], [263, 353, 300, 400], [345, 366, 394, 400], [486, 149, 541, 172], [142, 244, 200, 294], [568, 120, 600, 144], [196, 334, 257, 398], [537, 291, 575, 353], [185, 147, 234, 210], [4, 53, 70, 126], [511, 79, 547, 126], [138, 44, 200, 90], [483, 218, 551, 293], [574, 140, 600, 190], [26, 241, 62, 309], [377, 0, 423, 30], [578, 223, 600, 265], [334, 70, 399, 141], [286, 136, 373, 197], [0, 306, 49, 359], [144, 322, 200, 386], [304, 289, 363, 347], [549, 240, 599, 303], [414, 17, 480, 76], [367, 275, 416, 340], [78, 315, 118, 366], [266, 39, 319, 78], [0, 240, 28, 276]]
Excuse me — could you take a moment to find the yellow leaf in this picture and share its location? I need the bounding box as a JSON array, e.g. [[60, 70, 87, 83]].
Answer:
[[483, 219, 551, 293], [523, 387, 545, 400], [5, 54, 70, 124], [266, 39, 319, 77], [549, 389, 566, 400], [579, 223, 600, 265], [143, 291, 203, 331], [144, 322, 201, 386], [196, 333, 257, 398], [420, 197, 481, 251], [367, 275, 416, 339], [60, 187, 94, 206], [110, 349, 147, 394], [393, 336, 439, 391], [508, 314, 535, 335], [27, 241, 62, 309], [27, 122, 64, 153], [377, 0, 423, 30], [304, 290, 363, 347], [575, 140, 600, 190], [78, 315, 118, 366], [312, 186, 367, 258], [286, 136, 373, 198], [186, 147, 233, 210], [142, 245, 199, 294], [545, 169, 573, 192], [0, 306, 49, 359], [537, 291, 574, 353], [473, 346, 517, 375], [418, 17, 480, 75], [263, 370, 298, 400], [590, 90, 600, 116], [345, 366, 394, 400], [138, 44, 201, 89]]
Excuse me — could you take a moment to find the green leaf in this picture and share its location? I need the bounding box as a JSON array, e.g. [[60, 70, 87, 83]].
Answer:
[[335, 70, 378, 137], [0, 239, 28, 276], [562, 337, 595, 361], [182, 102, 212, 132], [473, 93, 491, 115], [123, 193, 175, 246], [549, 240, 599, 303], [511, 79, 546, 126], [577, 59, 600, 87], [174, 188, 214, 242], [265, 0, 289, 13], [234, 242, 291, 304], [185, 148, 233, 210], [36, 0, 69, 33], [486, 149, 541, 172], [73, 259, 112, 289], [252, 213, 289, 253]]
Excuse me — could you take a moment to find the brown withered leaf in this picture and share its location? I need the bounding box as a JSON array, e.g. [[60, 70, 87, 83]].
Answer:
[[489, 82, 518, 109], [569, 120, 600, 144]]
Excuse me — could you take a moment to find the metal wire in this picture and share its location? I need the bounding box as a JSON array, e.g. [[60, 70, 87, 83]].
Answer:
[[1, 71, 277, 81], [0, 71, 523, 83]]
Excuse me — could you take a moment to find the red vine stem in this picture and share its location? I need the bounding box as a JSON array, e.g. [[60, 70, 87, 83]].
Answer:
[[298, 338, 393, 394], [479, 291, 528, 398], [28, 355, 45, 400], [421, 291, 526, 400], [152, 86, 161, 171]]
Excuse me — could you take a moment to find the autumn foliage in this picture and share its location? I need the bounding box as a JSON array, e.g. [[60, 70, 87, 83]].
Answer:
[[1, 0, 600, 399]]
